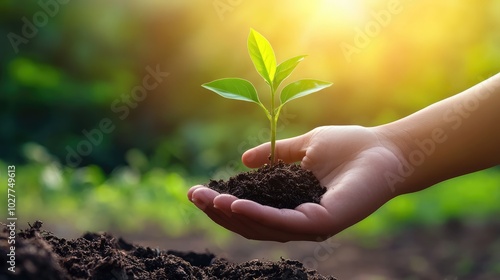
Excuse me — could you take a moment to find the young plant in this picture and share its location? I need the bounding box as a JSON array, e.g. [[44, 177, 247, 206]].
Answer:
[[202, 29, 332, 165]]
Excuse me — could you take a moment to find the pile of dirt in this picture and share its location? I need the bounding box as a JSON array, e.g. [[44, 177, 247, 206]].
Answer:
[[206, 161, 326, 209], [0, 221, 336, 280]]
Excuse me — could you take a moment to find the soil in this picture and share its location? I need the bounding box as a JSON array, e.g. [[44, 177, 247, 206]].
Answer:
[[206, 161, 326, 209], [131, 219, 500, 279], [0, 221, 336, 280]]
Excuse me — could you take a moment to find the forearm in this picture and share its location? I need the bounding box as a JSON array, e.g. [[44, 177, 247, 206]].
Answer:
[[376, 73, 500, 194]]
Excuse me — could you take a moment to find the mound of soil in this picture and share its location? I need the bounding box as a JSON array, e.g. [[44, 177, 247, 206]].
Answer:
[[0, 221, 336, 280], [206, 161, 326, 209]]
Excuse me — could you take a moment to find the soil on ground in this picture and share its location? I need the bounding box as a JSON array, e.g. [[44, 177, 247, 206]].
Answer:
[[130, 219, 500, 280], [0, 221, 336, 280], [206, 161, 326, 209]]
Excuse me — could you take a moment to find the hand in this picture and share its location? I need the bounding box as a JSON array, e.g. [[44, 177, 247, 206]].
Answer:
[[188, 73, 500, 242], [188, 125, 403, 242]]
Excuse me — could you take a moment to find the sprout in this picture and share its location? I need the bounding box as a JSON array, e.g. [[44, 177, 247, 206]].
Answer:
[[202, 29, 333, 165]]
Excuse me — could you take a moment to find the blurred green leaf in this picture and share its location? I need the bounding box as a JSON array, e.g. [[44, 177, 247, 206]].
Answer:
[[126, 149, 149, 173], [9, 57, 61, 89]]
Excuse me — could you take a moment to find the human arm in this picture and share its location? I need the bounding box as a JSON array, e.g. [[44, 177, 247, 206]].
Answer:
[[377, 72, 500, 195]]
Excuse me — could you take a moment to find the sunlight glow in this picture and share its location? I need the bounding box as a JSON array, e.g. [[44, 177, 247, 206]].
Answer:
[[290, 0, 372, 48], [315, 0, 367, 23]]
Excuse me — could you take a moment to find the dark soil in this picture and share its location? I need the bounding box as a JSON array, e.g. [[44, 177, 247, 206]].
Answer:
[[0, 221, 336, 280], [206, 161, 326, 209]]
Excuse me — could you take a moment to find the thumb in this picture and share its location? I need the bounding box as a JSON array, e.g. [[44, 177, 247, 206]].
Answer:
[[242, 133, 310, 168]]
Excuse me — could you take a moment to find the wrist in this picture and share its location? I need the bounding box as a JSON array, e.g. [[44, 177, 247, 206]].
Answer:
[[370, 124, 419, 195], [372, 117, 450, 195]]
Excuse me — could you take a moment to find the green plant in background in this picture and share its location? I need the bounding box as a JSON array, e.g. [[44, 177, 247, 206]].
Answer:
[[202, 29, 333, 165]]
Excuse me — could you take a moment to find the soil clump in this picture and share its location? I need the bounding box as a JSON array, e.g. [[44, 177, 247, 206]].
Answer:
[[206, 161, 326, 209]]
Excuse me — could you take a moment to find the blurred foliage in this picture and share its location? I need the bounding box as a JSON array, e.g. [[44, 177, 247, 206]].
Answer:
[[0, 144, 230, 241], [0, 0, 499, 237], [349, 167, 500, 242], [0, 145, 498, 242]]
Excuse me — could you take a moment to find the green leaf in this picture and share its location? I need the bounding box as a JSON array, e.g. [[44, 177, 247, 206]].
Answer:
[[280, 79, 333, 105], [273, 55, 306, 91], [202, 78, 261, 104], [247, 29, 276, 86]]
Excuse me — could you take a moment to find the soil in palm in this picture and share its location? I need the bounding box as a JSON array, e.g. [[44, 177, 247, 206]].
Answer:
[[206, 161, 326, 209]]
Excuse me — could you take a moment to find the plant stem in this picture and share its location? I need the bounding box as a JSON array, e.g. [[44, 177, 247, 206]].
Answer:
[[270, 86, 276, 166]]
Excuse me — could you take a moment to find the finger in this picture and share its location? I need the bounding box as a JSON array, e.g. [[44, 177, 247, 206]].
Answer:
[[230, 199, 333, 237], [189, 187, 323, 241], [225, 212, 321, 242], [196, 194, 286, 239], [190, 187, 219, 211], [198, 193, 331, 241], [200, 206, 246, 234], [187, 185, 206, 202], [213, 194, 238, 217], [210, 197, 321, 241], [190, 188, 248, 234], [242, 134, 310, 168]]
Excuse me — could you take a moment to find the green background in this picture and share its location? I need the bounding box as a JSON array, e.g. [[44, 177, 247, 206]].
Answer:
[[1, 0, 499, 243]]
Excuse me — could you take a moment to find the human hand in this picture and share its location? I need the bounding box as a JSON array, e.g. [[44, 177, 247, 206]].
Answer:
[[188, 125, 403, 242]]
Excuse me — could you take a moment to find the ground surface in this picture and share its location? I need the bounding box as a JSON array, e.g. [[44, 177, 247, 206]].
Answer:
[[0, 221, 335, 280], [2, 220, 499, 279], [128, 219, 500, 280], [206, 161, 326, 209]]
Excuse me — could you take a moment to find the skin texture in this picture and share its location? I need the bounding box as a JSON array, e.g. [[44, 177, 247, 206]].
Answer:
[[188, 73, 500, 242]]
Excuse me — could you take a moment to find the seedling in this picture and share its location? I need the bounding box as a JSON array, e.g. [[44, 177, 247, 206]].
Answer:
[[202, 29, 333, 165]]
